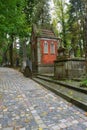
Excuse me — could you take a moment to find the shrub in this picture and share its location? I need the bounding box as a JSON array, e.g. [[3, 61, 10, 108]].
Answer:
[[80, 80, 87, 88]]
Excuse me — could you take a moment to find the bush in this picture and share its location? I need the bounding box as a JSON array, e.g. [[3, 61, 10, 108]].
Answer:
[[80, 80, 87, 88]]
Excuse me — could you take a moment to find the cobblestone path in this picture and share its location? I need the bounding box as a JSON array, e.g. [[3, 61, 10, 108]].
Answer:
[[0, 67, 87, 130]]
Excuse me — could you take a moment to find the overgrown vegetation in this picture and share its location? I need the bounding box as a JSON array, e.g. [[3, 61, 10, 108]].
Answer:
[[80, 79, 87, 88], [0, 0, 87, 71]]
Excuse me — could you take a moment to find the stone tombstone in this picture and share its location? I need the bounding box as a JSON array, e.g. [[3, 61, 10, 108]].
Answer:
[[54, 58, 85, 79], [57, 46, 66, 59], [69, 49, 74, 58], [23, 66, 32, 78], [57, 46, 69, 60]]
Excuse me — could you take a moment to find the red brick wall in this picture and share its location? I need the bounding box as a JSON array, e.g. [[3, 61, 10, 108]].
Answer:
[[40, 39, 58, 64]]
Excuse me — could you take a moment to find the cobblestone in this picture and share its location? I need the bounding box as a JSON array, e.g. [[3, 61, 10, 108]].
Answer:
[[0, 68, 87, 130]]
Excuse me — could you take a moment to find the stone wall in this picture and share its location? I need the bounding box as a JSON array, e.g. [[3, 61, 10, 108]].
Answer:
[[38, 64, 54, 74], [54, 58, 86, 79]]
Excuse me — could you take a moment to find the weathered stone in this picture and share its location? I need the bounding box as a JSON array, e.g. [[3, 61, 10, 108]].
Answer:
[[23, 66, 32, 78], [54, 58, 85, 79]]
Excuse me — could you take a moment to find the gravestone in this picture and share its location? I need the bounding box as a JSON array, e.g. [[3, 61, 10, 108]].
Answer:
[[23, 66, 32, 78], [54, 46, 85, 79], [54, 58, 85, 79]]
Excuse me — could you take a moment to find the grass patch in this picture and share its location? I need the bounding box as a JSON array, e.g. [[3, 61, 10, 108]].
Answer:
[[80, 79, 87, 88]]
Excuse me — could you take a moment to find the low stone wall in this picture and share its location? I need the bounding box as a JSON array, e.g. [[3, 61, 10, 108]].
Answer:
[[38, 64, 54, 74], [54, 58, 86, 79]]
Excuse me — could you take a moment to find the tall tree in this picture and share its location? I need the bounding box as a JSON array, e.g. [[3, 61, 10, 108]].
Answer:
[[0, 0, 29, 66], [68, 0, 85, 57], [32, 0, 51, 27], [81, 0, 87, 72], [53, 0, 69, 48], [24, 0, 35, 25]]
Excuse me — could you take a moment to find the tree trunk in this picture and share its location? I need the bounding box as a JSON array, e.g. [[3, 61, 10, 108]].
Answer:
[[9, 43, 13, 66], [22, 40, 27, 70], [9, 35, 14, 67]]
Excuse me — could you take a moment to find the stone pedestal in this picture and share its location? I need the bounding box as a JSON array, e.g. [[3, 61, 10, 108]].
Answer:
[[54, 58, 85, 79]]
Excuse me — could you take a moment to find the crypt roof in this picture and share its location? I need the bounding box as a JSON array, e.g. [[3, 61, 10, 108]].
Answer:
[[32, 24, 58, 39]]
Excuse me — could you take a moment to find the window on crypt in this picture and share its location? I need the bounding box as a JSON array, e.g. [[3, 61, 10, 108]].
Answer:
[[50, 42, 55, 54], [44, 41, 48, 54]]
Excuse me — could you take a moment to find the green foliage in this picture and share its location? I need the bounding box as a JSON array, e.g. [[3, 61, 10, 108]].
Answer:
[[24, 0, 35, 25], [52, 0, 85, 57], [32, 0, 51, 26], [0, 56, 2, 64], [0, 0, 31, 65], [53, 0, 69, 48], [80, 79, 87, 88], [68, 0, 85, 57]]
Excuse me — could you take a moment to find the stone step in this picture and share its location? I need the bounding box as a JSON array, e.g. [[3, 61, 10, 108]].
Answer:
[[33, 77, 87, 111], [36, 75, 87, 94], [37, 73, 54, 78]]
